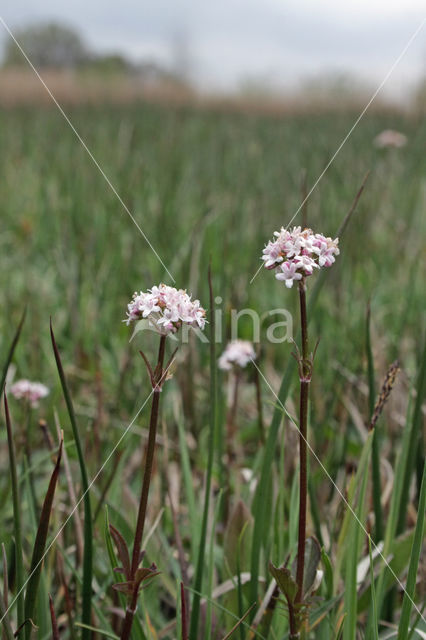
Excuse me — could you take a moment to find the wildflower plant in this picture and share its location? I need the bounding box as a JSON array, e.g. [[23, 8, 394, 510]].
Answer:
[[118, 283, 206, 640], [263, 225, 339, 637], [10, 379, 49, 408], [218, 339, 256, 371]]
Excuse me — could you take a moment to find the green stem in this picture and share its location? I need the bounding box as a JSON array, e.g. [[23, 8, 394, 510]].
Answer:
[[120, 335, 166, 640], [189, 264, 216, 640], [4, 394, 25, 633]]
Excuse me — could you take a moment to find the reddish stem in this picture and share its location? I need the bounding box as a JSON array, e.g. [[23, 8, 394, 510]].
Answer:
[[120, 335, 166, 640], [295, 278, 310, 606]]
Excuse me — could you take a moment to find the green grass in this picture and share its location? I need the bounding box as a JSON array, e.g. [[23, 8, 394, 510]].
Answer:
[[0, 102, 425, 639]]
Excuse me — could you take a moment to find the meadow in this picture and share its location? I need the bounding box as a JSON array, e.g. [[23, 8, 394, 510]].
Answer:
[[0, 101, 425, 639]]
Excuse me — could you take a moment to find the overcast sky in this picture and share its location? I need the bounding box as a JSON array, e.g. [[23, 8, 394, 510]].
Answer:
[[1, 1, 425, 98]]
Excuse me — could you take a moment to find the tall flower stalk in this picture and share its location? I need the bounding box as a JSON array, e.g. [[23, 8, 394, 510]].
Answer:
[[262, 225, 339, 635], [119, 284, 206, 640], [119, 335, 167, 640], [295, 277, 310, 606]]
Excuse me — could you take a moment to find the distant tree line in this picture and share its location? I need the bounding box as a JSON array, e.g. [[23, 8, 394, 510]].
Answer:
[[2, 22, 136, 72]]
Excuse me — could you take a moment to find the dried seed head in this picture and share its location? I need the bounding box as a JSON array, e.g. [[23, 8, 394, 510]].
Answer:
[[369, 360, 400, 431]]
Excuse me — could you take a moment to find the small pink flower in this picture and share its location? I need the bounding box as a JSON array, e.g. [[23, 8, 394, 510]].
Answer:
[[374, 129, 407, 149], [125, 283, 206, 336], [276, 261, 303, 288], [262, 226, 339, 286], [10, 379, 49, 408], [218, 340, 256, 370]]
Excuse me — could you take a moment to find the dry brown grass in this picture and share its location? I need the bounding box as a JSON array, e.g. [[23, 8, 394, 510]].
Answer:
[[0, 68, 410, 116]]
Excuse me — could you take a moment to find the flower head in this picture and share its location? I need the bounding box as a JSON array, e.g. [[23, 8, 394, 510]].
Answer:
[[374, 129, 407, 149], [262, 226, 339, 287], [10, 379, 49, 408], [218, 340, 256, 370], [125, 283, 206, 335]]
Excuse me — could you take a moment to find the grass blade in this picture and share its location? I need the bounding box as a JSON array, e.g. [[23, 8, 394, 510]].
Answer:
[[3, 393, 25, 630], [24, 436, 63, 639], [188, 262, 217, 640], [50, 320, 93, 640], [366, 303, 383, 543], [180, 582, 188, 640], [398, 461, 426, 639], [396, 337, 426, 534], [48, 595, 59, 640], [343, 433, 372, 640], [0, 308, 26, 398], [221, 604, 256, 640], [0, 590, 15, 640], [368, 536, 379, 640]]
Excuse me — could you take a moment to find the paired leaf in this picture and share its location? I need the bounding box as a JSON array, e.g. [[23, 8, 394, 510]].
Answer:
[[112, 564, 160, 596], [291, 536, 321, 598], [109, 525, 131, 580], [268, 563, 297, 604]]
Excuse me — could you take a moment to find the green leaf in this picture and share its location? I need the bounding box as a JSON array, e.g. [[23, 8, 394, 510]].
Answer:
[[366, 303, 383, 543], [291, 536, 321, 598], [3, 393, 25, 629], [0, 308, 26, 398], [75, 623, 119, 640], [398, 462, 426, 639], [303, 537, 321, 597], [268, 562, 297, 604], [343, 434, 372, 640], [368, 537, 379, 640], [224, 500, 253, 575], [24, 437, 63, 640], [396, 338, 426, 534], [50, 321, 93, 640], [189, 264, 217, 640], [0, 583, 15, 640]]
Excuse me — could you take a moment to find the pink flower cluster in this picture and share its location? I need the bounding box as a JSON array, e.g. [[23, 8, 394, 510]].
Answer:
[[218, 340, 256, 370], [374, 129, 407, 149], [10, 379, 50, 408], [262, 226, 340, 288], [126, 283, 206, 335]]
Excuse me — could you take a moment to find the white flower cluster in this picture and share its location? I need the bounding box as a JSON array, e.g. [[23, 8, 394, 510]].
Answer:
[[262, 226, 340, 288], [126, 283, 206, 335], [10, 379, 50, 408], [218, 340, 256, 370]]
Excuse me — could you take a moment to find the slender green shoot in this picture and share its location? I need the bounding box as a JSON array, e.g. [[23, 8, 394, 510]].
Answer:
[[398, 462, 426, 639], [188, 263, 217, 640], [4, 393, 25, 631], [50, 321, 93, 640]]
